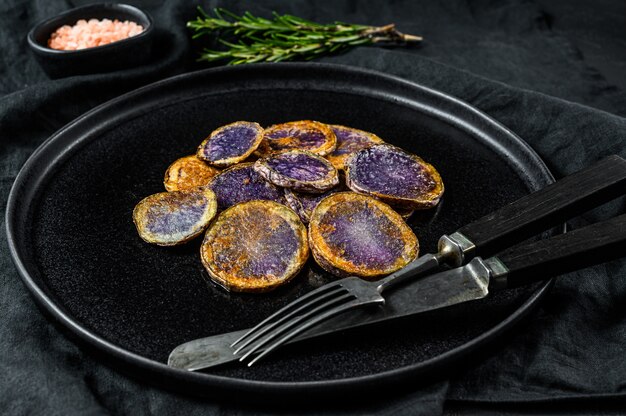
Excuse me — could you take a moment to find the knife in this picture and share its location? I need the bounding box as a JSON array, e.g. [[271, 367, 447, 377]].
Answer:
[[170, 212, 626, 370], [169, 155, 626, 370]]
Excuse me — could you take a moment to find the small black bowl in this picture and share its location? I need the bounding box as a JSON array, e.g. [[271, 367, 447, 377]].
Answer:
[[27, 3, 154, 78]]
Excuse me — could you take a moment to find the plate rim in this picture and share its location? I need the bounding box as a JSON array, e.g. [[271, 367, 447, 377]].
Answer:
[[5, 62, 555, 399]]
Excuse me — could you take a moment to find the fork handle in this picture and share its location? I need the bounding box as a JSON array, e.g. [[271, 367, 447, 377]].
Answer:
[[487, 213, 626, 289], [454, 155, 626, 260]]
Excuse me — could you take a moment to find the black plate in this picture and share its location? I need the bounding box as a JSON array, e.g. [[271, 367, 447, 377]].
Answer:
[[6, 63, 554, 401]]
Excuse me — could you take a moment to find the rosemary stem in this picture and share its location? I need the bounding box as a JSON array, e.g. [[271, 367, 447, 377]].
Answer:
[[188, 8, 423, 65]]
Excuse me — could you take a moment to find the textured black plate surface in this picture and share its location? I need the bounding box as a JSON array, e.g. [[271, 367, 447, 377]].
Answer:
[[6, 63, 554, 401]]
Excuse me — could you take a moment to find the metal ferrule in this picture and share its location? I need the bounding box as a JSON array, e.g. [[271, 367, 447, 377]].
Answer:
[[484, 257, 509, 291], [464, 256, 510, 293], [437, 232, 476, 267]]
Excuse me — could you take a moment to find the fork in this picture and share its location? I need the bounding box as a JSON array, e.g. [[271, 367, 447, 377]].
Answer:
[[231, 155, 626, 366]]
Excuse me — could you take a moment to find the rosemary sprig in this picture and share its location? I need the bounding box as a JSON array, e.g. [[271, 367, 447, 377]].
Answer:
[[187, 8, 422, 65]]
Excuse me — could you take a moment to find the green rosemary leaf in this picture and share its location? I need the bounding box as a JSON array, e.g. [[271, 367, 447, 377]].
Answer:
[[348, 38, 372, 46], [292, 43, 323, 53], [198, 6, 210, 19], [329, 35, 363, 43], [216, 8, 240, 21]]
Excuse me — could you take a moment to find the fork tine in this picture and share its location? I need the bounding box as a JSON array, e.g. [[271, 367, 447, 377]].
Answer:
[[246, 300, 364, 367], [238, 293, 355, 362], [230, 282, 344, 348], [233, 285, 348, 355]]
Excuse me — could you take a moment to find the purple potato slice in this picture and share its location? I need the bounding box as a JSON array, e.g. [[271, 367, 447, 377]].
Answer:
[[345, 144, 444, 210], [254, 150, 339, 193], [163, 155, 221, 192], [201, 200, 309, 293], [326, 125, 384, 171], [133, 188, 217, 246], [197, 121, 264, 167], [258, 120, 337, 156], [208, 162, 285, 211], [309, 192, 419, 278]]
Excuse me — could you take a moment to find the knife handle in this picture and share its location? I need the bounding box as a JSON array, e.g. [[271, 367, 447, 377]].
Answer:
[[456, 155, 626, 259], [487, 213, 626, 289]]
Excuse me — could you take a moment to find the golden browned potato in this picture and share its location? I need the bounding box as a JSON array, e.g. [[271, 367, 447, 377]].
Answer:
[[309, 192, 418, 278], [163, 155, 220, 192], [258, 120, 337, 157], [201, 201, 309, 293]]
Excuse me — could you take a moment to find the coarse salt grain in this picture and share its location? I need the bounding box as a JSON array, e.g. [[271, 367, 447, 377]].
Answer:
[[48, 18, 144, 51]]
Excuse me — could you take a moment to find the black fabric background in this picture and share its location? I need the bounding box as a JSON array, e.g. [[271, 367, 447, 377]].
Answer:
[[1, 1, 626, 414]]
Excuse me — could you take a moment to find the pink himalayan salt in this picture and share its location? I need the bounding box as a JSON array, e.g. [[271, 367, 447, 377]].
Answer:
[[48, 18, 144, 51]]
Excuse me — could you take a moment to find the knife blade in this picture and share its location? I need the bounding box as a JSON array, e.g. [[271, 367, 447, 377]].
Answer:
[[170, 211, 626, 371]]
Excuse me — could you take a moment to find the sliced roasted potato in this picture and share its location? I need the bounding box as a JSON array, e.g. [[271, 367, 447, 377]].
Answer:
[[254, 149, 339, 193], [201, 201, 309, 293], [309, 192, 418, 278], [345, 144, 444, 210], [258, 120, 337, 156], [133, 188, 217, 246], [197, 121, 264, 167], [163, 155, 220, 192]]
